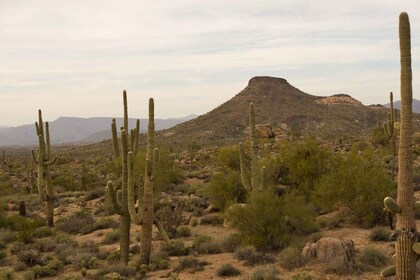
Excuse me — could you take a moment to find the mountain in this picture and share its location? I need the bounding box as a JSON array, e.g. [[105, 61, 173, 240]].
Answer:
[[159, 76, 417, 145], [383, 98, 420, 113], [0, 115, 196, 147]]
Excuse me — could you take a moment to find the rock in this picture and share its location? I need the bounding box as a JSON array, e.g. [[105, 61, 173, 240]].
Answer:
[[103, 272, 126, 280], [302, 237, 355, 266], [205, 203, 220, 213]]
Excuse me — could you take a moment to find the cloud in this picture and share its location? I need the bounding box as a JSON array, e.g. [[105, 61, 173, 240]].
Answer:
[[0, 0, 419, 125]]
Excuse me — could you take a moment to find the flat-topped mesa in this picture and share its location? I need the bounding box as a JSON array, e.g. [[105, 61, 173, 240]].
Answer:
[[247, 76, 289, 87], [316, 94, 363, 106]]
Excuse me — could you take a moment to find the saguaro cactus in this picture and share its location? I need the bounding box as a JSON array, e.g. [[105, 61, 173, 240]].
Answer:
[[382, 12, 418, 279], [239, 103, 266, 192], [126, 98, 169, 265], [383, 91, 398, 179], [31, 110, 57, 227], [105, 90, 139, 264]]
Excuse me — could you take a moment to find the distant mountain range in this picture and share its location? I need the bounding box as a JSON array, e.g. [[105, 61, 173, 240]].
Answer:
[[0, 115, 196, 147], [383, 98, 420, 113]]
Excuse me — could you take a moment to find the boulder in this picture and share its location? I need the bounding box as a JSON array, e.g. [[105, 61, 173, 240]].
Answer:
[[302, 237, 355, 266]]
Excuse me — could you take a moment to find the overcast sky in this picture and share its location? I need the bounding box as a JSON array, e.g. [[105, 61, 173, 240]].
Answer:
[[0, 1, 419, 126]]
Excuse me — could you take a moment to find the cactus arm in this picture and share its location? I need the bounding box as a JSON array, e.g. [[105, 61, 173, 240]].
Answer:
[[146, 98, 154, 162], [46, 122, 51, 158], [45, 156, 58, 166], [127, 152, 142, 225], [384, 197, 401, 213], [134, 119, 139, 156], [153, 218, 170, 244], [381, 265, 396, 277], [123, 90, 128, 133], [38, 110, 44, 138], [130, 129, 135, 153], [111, 119, 120, 158], [106, 181, 123, 215], [239, 142, 252, 191], [31, 149, 39, 165], [259, 166, 266, 192], [151, 148, 159, 181]]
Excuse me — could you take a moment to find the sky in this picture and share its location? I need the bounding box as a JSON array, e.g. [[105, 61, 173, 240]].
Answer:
[[0, 0, 419, 126]]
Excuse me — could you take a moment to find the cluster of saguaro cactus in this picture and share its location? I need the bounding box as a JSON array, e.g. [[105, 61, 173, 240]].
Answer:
[[238, 102, 267, 192], [106, 92, 169, 265], [106, 90, 138, 264], [31, 110, 58, 227], [383, 91, 399, 179], [382, 12, 419, 279]]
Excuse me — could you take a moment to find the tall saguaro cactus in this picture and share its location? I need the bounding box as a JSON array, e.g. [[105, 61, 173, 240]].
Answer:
[[124, 98, 170, 265], [31, 110, 57, 227], [239, 103, 266, 192], [105, 90, 139, 264], [382, 12, 418, 280]]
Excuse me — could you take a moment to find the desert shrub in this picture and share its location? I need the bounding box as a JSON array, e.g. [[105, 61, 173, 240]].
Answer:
[[200, 214, 224, 225], [35, 237, 56, 252], [93, 217, 118, 230], [160, 239, 189, 256], [206, 169, 246, 210], [272, 138, 333, 200], [175, 256, 207, 272], [103, 229, 119, 244], [148, 251, 170, 271], [33, 226, 52, 238], [106, 251, 120, 261], [191, 235, 222, 254], [221, 233, 243, 252], [155, 204, 184, 238], [17, 249, 44, 266], [369, 227, 390, 242], [226, 190, 316, 250], [84, 187, 105, 201], [0, 271, 13, 280], [291, 273, 313, 280], [252, 266, 280, 280], [358, 246, 390, 268], [56, 209, 97, 234], [309, 232, 324, 243], [93, 264, 136, 280], [0, 229, 17, 243], [31, 258, 63, 278], [13, 261, 27, 272], [176, 226, 191, 237], [9, 242, 26, 255], [53, 173, 76, 191], [314, 149, 395, 227], [278, 245, 307, 269], [316, 216, 342, 229], [0, 250, 7, 262], [217, 145, 240, 170], [234, 246, 275, 266], [217, 264, 241, 276]]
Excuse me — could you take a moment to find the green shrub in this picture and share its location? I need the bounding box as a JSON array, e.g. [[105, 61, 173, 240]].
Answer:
[[200, 214, 224, 226], [92, 264, 136, 280], [176, 226, 191, 237], [316, 216, 342, 229], [217, 145, 240, 170], [252, 266, 280, 280], [56, 209, 96, 234], [31, 258, 63, 277], [206, 170, 246, 210], [155, 204, 184, 238], [226, 190, 316, 250], [278, 245, 307, 269], [33, 226, 52, 238], [217, 264, 241, 276], [191, 235, 222, 254], [221, 233, 243, 252], [358, 246, 390, 267], [0, 270, 13, 280], [103, 229, 119, 244], [369, 227, 390, 242], [160, 239, 189, 256], [17, 249, 44, 267], [0, 250, 7, 262], [35, 237, 56, 252], [234, 246, 275, 266], [314, 149, 395, 227], [175, 256, 207, 272]]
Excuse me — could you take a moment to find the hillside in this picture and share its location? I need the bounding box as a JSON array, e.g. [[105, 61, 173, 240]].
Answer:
[[159, 76, 391, 145]]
